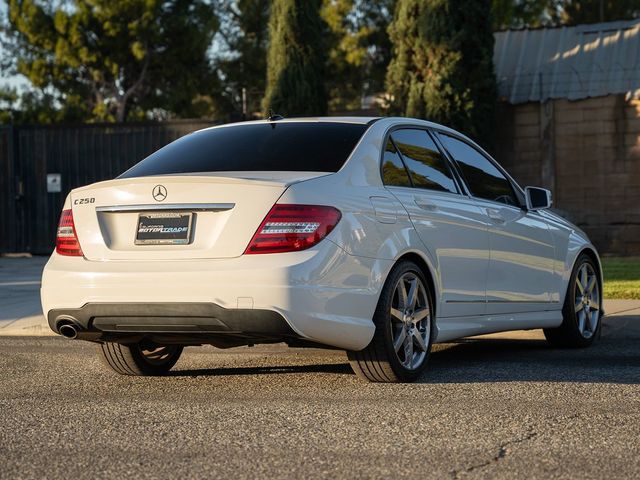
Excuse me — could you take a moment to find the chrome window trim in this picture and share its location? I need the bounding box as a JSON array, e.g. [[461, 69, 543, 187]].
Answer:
[[96, 203, 235, 213]]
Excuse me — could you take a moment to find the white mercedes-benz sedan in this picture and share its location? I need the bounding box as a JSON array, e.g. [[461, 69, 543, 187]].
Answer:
[[41, 117, 603, 382]]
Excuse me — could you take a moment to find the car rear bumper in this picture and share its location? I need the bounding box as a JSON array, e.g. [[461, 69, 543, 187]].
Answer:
[[41, 240, 389, 350], [47, 302, 301, 348]]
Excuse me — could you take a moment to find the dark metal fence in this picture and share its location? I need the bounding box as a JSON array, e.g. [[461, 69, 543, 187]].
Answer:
[[0, 120, 217, 254]]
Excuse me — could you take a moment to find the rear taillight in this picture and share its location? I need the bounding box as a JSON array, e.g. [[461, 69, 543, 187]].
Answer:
[[244, 204, 341, 254], [56, 209, 83, 256]]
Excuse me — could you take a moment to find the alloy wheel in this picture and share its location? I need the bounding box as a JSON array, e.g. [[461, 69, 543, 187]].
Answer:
[[574, 262, 600, 339], [389, 272, 431, 370], [139, 344, 181, 366]]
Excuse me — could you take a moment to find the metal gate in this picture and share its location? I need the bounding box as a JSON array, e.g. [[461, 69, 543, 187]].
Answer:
[[0, 120, 216, 254]]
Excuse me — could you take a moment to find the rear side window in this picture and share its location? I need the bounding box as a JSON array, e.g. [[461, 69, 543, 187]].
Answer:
[[440, 135, 519, 207], [391, 129, 457, 193], [381, 140, 412, 187], [119, 122, 368, 178]]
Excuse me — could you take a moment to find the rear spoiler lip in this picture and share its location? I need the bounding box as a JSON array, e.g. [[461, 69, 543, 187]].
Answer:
[[74, 172, 334, 193]]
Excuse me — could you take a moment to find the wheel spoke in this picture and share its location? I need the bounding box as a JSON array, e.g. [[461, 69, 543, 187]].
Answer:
[[394, 327, 406, 353], [575, 301, 584, 312], [390, 307, 404, 321], [589, 299, 599, 311], [407, 279, 418, 310], [413, 329, 427, 352], [580, 265, 588, 291], [413, 307, 430, 322], [140, 345, 176, 365], [587, 311, 598, 333], [144, 348, 167, 359], [586, 276, 596, 294], [403, 335, 413, 367], [576, 278, 585, 295], [398, 281, 408, 308], [577, 310, 586, 333]]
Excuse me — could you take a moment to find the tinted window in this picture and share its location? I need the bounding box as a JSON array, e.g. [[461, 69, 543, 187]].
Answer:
[[381, 140, 412, 187], [391, 129, 457, 193], [120, 122, 368, 178], [440, 135, 519, 207]]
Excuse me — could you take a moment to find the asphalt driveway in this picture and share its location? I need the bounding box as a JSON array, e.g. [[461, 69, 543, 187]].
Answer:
[[0, 256, 639, 479]]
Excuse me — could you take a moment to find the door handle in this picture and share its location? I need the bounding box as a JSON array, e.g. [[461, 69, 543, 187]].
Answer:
[[414, 197, 438, 212], [487, 208, 506, 225]]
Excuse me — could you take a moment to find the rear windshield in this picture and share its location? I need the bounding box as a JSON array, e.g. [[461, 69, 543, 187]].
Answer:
[[119, 122, 368, 178]]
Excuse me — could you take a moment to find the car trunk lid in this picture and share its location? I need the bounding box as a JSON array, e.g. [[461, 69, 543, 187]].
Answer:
[[71, 173, 327, 261]]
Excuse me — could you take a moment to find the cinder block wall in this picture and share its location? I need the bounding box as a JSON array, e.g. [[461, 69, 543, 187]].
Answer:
[[495, 94, 640, 255]]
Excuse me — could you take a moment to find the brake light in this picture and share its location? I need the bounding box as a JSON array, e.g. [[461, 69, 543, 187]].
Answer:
[[56, 209, 83, 256], [244, 204, 341, 254]]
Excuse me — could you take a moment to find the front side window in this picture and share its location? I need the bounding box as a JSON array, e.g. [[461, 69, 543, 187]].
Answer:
[[440, 135, 519, 207], [381, 139, 412, 187], [391, 129, 457, 194]]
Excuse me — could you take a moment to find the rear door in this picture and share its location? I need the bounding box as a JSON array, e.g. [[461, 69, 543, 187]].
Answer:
[[382, 128, 491, 318], [437, 133, 558, 314]]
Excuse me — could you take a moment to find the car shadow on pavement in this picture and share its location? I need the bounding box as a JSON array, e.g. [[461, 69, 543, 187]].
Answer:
[[171, 362, 354, 378], [168, 335, 640, 383], [419, 337, 640, 384]]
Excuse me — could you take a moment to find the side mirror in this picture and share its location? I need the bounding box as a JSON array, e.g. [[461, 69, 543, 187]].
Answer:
[[525, 186, 552, 211]]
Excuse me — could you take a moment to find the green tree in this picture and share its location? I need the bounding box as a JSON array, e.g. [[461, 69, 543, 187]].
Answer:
[[492, 0, 562, 29], [0, 86, 63, 124], [215, 0, 269, 118], [562, 0, 640, 24], [4, 0, 219, 123], [321, 0, 394, 112], [0, 87, 18, 124], [386, 0, 497, 150], [492, 1, 639, 30], [262, 0, 327, 116]]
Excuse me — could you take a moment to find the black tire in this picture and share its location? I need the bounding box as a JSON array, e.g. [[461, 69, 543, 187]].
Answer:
[[544, 253, 602, 348], [99, 341, 183, 376], [347, 260, 435, 383]]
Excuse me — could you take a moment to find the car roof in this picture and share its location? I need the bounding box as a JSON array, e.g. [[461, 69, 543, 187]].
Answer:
[[198, 117, 379, 130], [192, 115, 484, 157]]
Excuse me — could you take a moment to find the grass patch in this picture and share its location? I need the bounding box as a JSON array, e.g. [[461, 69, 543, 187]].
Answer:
[[602, 257, 640, 299]]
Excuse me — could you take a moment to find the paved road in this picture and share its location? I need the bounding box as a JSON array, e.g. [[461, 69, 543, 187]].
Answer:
[[1, 318, 639, 479], [0, 256, 49, 335]]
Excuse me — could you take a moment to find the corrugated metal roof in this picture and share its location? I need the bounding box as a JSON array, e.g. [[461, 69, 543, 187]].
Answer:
[[494, 19, 640, 104]]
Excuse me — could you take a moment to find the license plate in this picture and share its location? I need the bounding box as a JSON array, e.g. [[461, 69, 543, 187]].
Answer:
[[135, 212, 193, 245]]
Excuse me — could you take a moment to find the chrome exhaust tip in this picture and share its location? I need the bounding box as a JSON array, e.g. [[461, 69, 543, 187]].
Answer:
[[59, 323, 79, 339]]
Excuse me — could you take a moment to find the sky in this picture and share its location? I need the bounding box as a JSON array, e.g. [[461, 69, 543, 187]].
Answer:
[[0, 2, 29, 90]]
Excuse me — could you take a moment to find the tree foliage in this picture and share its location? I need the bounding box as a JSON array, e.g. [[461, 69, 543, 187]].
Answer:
[[492, 0, 639, 29], [321, 0, 394, 111], [3, 0, 637, 124], [492, 0, 561, 29], [562, 0, 640, 24], [4, 0, 219, 123], [386, 0, 497, 149], [215, 0, 269, 118], [262, 0, 327, 116]]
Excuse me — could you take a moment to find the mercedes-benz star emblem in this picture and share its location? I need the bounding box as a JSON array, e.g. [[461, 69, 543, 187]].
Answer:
[[152, 185, 167, 202]]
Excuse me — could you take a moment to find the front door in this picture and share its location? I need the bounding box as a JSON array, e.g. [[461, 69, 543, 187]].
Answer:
[[438, 133, 557, 314]]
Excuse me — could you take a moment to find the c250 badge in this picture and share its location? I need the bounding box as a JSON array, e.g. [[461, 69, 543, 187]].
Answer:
[[73, 197, 95, 205]]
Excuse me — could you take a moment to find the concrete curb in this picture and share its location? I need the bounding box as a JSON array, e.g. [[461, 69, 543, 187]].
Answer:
[[0, 315, 54, 336]]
